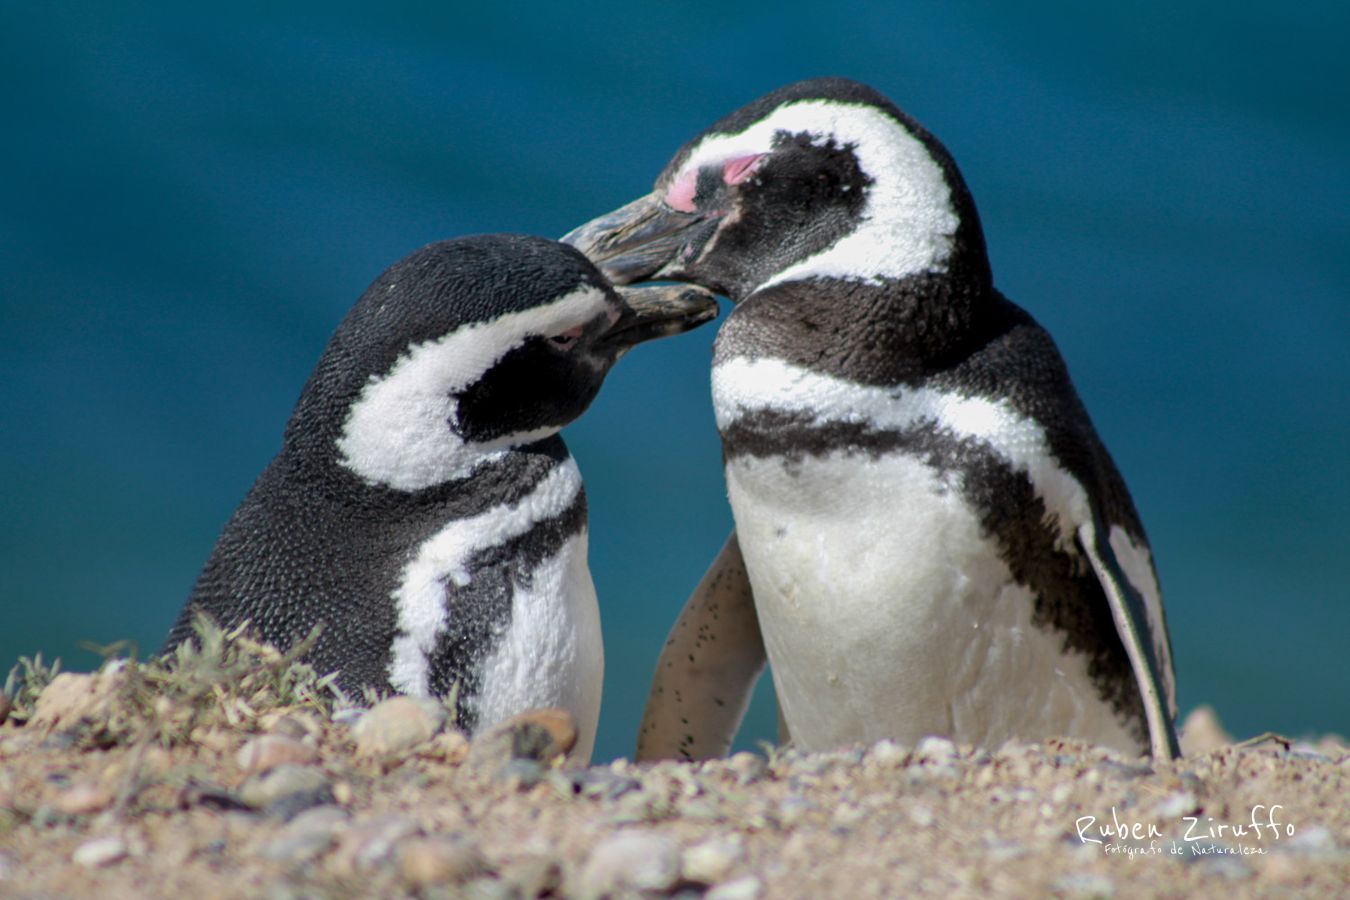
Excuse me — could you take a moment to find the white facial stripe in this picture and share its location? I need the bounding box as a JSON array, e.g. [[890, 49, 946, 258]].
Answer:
[[676, 100, 960, 287], [387, 457, 585, 697], [712, 356, 1091, 547], [337, 285, 609, 490]]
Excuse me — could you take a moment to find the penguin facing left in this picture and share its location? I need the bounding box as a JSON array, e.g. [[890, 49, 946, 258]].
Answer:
[[163, 234, 718, 763]]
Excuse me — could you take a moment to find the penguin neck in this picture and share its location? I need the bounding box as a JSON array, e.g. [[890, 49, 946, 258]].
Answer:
[[716, 265, 996, 387]]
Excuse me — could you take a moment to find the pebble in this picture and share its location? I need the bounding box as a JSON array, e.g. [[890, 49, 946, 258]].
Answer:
[[495, 758, 546, 789], [869, 739, 908, 767], [260, 806, 349, 863], [351, 696, 448, 758], [1179, 705, 1233, 755], [830, 804, 866, 830], [239, 764, 334, 819], [682, 835, 745, 884], [570, 768, 642, 800], [53, 782, 114, 815], [908, 805, 935, 828], [331, 815, 421, 872], [396, 836, 490, 889], [503, 856, 562, 897], [1284, 825, 1334, 853], [777, 796, 815, 827], [915, 735, 959, 762], [575, 831, 681, 897], [237, 735, 319, 776], [263, 712, 322, 741], [32, 670, 123, 730], [1052, 872, 1115, 897], [1152, 791, 1198, 819], [728, 752, 768, 785], [72, 836, 128, 868], [1195, 854, 1253, 880], [706, 875, 763, 900], [468, 708, 577, 767]]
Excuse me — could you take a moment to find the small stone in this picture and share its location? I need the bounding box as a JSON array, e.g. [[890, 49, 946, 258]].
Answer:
[[707, 875, 763, 900], [1196, 855, 1252, 880], [777, 795, 816, 827], [908, 805, 935, 828], [1179, 705, 1232, 755], [72, 836, 127, 868], [397, 836, 490, 888], [468, 708, 577, 767], [332, 781, 354, 806], [728, 752, 767, 785], [869, 739, 907, 767], [352, 696, 448, 758], [239, 764, 333, 819], [1153, 791, 1198, 819], [264, 711, 322, 740], [53, 782, 114, 815], [331, 815, 421, 873], [571, 768, 642, 800], [575, 831, 680, 897], [495, 758, 546, 789], [682, 835, 745, 884], [1053, 872, 1115, 897], [1284, 825, 1334, 853], [237, 735, 319, 775], [31, 669, 125, 731], [428, 730, 470, 764], [504, 856, 562, 897], [915, 735, 958, 762], [830, 804, 865, 829], [261, 806, 349, 863]]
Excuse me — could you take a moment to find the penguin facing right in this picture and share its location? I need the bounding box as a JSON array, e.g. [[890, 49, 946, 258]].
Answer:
[[164, 234, 718, 763], [565, 78, 1180, 761]]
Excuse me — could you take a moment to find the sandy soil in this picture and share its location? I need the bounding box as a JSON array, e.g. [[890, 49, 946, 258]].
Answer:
[[1, 641, 1345, 899]]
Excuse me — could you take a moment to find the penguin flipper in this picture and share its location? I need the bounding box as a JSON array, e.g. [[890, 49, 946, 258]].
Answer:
[[1078, 514, 1181, 760], [636, 531, 766, 761]]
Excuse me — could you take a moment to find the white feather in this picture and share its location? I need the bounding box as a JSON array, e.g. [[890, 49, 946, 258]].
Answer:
[[337, 285, 609, 490], [387, 458, 587, 701], [712, 356, 1091, 549], [674, 100, 959, 287]]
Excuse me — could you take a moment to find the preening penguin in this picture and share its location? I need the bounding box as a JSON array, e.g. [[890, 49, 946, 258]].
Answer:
[[566, 78, 1180, 761], [164, 234, 717, 762]]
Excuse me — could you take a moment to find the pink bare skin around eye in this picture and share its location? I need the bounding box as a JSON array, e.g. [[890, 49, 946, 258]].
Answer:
[[664, 170, 698, 212], [664, 154, 766, 212]]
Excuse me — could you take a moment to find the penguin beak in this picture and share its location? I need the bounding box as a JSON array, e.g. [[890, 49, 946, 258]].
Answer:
[[600, 283, 719, 350], [563, 193, 720, 286]]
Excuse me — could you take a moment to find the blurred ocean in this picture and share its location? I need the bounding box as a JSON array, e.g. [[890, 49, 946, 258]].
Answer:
[[3, 2, 1347, 761]]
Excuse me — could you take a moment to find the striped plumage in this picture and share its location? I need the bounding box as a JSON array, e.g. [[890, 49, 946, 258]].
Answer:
[[566, 78, 1180, 759]]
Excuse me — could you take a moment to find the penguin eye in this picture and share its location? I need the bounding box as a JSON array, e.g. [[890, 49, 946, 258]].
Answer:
[[547, 324, 585, 350]]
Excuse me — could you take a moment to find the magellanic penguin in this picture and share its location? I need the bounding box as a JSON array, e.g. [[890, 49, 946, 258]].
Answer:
[[163, 234, 718, 763], [565, 78, 1180, 761]]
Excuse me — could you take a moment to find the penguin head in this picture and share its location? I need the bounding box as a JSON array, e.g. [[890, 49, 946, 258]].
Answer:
[[565, 78, 991, 302], [287, 234, 717, 491]]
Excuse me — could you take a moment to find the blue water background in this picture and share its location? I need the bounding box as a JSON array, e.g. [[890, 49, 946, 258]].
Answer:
[[3, 2, 1347, 761]]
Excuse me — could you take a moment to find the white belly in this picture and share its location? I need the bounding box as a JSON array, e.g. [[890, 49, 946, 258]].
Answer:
[[725, 449, 1137, 754], [475, 529, 604, 764]]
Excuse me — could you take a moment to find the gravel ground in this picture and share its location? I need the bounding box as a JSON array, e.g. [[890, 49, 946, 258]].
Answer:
[[1, 651, 1346, 899]]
